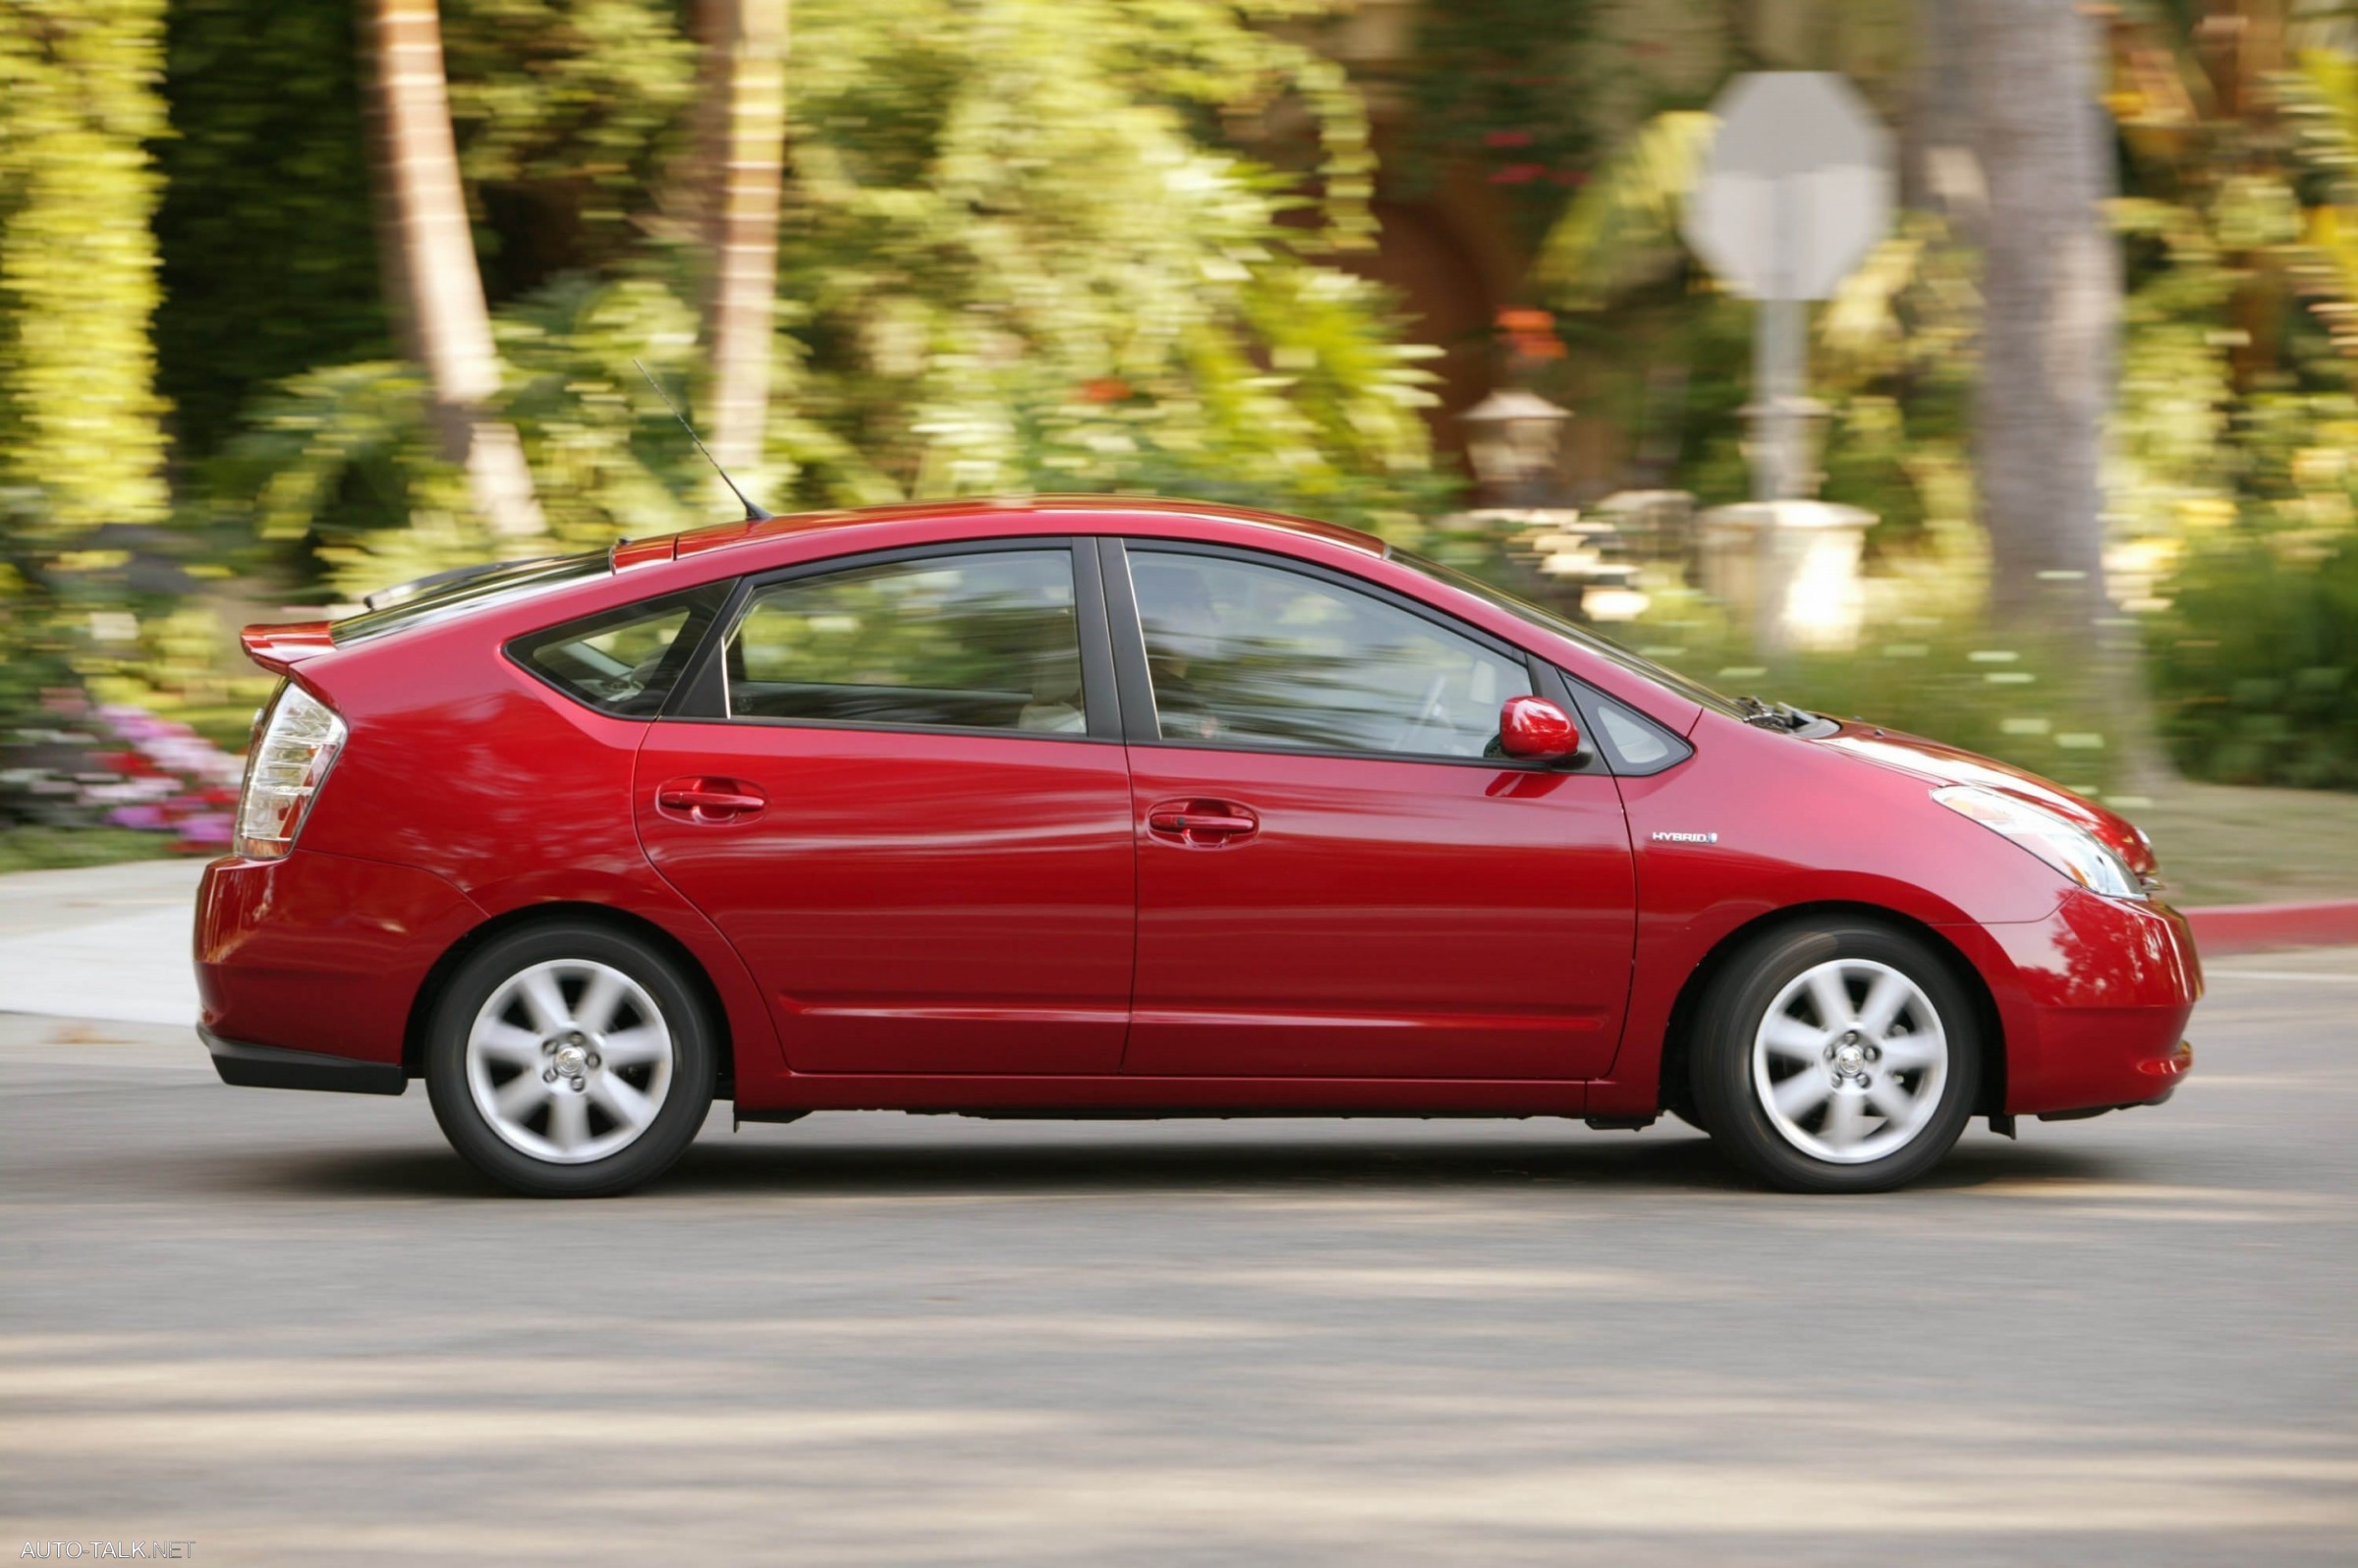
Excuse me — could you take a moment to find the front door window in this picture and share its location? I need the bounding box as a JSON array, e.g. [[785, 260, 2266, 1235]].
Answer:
[[1127, 550, 1532, 757]]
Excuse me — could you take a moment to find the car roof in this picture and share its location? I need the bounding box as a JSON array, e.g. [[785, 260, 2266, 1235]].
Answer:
[[613, 494, 1387, 569]]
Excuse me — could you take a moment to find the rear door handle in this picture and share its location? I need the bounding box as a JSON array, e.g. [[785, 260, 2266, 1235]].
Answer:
[[656, 776, 766, 823], [1146, 799, 1260, 846]]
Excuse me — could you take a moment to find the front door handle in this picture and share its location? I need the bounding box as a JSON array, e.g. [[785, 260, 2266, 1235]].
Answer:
[[1146, 799, 1260, 847], [656, 776, 766, 824]]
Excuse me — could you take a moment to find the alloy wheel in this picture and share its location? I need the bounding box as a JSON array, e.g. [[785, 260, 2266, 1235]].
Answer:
[[1750, 957, 1949, 1165], [464, 958, 675, 1165]]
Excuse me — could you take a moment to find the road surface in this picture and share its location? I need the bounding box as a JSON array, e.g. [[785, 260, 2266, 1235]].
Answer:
[[0, 863, 2352, 1564]]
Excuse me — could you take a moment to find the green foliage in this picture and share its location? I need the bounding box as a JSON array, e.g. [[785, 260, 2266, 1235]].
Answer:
[[441, 0, 698, 299], [0, 825, 174, 872], [0, 0, 170, 532], [767, 0, 1432, 522], [2150, 525, 2358, 791], [154, 0, 386, 457], [1627, 588, 2131, 797], [0, 0, 214, 812], [1533, 111, 1713, 311], [208, 0, 1450, 602], [212, 277, 720, 595], [1395, 0, 1606, 236]]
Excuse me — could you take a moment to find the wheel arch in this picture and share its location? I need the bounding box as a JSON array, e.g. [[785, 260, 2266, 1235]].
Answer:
[[403, 902, 737, 1098], [1655, 901, 2005, 1120]]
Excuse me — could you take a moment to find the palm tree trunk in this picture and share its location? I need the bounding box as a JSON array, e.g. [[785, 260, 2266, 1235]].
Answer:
[[1966, 0, 2116, 629], [696, 0, 789, 476], [1968, 0, 2171, 788], [363, 0, 543, 538]]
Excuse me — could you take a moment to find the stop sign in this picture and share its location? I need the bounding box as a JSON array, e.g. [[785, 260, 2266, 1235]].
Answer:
[[1682, 73, 1893, 302]]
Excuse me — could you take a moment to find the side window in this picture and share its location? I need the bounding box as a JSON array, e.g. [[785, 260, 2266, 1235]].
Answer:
[[512, 585, 729, 716], [1580, 688, 1695, 775], [726, 548, 1087, 733], [1127, 548, 1532, 759]]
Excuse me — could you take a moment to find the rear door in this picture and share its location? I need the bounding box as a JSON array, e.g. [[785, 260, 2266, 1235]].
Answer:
[[635, 539, 1136, 1075], [1106, 539, 1636, 1080]]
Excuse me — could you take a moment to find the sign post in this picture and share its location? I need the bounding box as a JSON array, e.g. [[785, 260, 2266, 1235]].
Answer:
[[1681, 73, 1893, 652], [1682, 72, 1893, 500]]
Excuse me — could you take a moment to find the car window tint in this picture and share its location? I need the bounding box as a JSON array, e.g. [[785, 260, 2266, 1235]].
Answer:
[[1597, 700, 1672, 766], [727, 549, 1086, 733], [1127, 550, 1530, 758], [513, 585, 729, 716], [1581, 691, 1692, 774]]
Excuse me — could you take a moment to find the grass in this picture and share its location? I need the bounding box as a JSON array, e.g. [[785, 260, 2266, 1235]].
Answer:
[[2118, 782, 2358, 909], [0, 825, 183, 875]]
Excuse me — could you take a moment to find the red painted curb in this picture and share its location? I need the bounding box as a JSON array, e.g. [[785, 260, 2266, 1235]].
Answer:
[[2184, 901, 2358, 956]]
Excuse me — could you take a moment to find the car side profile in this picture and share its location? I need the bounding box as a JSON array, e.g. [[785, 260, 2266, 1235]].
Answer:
[[197, 497, 2201, 1197]]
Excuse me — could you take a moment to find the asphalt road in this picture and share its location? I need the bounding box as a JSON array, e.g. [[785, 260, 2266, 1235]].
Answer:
[[3, 949, 2355, 1566]]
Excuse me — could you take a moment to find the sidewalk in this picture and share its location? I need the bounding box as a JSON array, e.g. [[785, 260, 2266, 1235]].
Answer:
[[0, 859, 205, 1026]]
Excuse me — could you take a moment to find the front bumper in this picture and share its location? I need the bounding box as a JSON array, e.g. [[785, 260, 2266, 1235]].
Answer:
[[1955, 890, 2204, 1117]]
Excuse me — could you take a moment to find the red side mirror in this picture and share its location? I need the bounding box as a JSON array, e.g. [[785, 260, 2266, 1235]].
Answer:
[[1498, 696, 1580, 760]]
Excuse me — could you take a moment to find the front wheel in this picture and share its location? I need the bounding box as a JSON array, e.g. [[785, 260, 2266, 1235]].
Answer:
[[425, 922, 716, 1198], [1690, 921, 1982, 1194]]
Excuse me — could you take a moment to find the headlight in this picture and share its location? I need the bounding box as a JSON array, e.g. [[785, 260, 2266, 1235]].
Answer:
[[1932, 785, 2146, 900], [235, 683, 347, 860]]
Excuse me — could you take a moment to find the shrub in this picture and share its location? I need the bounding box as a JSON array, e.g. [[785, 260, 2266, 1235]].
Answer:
[[2149, 532, 2358, 790]]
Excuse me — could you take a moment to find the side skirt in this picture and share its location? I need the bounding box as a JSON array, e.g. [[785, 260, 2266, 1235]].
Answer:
[[735, 1075, 1590, 1118]]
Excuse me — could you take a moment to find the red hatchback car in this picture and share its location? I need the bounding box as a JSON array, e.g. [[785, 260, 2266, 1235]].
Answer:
[[197, 497, 2200, 1197]]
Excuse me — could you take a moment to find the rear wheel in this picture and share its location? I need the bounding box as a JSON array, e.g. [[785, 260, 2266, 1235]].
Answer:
[[425, 922, 715, 1198], [1690, 920, 1981, 1194]]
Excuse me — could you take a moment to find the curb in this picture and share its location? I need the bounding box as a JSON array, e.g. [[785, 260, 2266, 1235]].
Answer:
[[2185, 901, 2358, 956]]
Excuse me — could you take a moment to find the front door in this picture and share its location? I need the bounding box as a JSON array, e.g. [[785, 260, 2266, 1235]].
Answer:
[[637, 541, 1135, 1075], [1110, 542, 1636, 1080]]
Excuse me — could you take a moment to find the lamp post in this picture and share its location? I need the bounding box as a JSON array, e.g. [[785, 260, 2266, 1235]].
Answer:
[[1457, 389, 1569, 509]]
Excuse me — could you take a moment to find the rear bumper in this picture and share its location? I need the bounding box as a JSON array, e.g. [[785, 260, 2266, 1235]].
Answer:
[[1953, 891, 2203, 1117], [196, 847, 483, 1069], [202, 1027, 407, 1095]]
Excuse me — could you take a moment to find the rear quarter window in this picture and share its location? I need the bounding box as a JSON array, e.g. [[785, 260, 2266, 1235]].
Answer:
[[508, 584, 732, 716]]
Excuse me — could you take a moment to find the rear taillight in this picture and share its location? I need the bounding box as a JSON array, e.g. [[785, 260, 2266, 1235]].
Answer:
[[235, 683, 347, 861]]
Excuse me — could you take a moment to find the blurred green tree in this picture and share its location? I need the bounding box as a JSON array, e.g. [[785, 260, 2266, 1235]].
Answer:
[[218, 0, 1445, 601], [0, 0, 170, 533], [154, 0, 386, 459], [0, 0, 172, 704]]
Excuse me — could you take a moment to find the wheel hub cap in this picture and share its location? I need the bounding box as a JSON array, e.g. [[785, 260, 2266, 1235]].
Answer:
[[1751, 956, 1950, 1165], [464, 958, 674, 1165]]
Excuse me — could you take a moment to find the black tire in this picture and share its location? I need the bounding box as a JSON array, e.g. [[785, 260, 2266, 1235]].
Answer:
[[425, 921, 716, 1198], [1689, 920, 1982, 1194]]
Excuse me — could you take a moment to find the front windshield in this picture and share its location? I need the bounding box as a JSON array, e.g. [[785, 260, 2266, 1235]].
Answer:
[[1394, 549, 1745, 718]]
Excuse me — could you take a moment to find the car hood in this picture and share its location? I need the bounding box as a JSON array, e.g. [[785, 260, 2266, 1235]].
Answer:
[[1811, 722, 2157, 878]]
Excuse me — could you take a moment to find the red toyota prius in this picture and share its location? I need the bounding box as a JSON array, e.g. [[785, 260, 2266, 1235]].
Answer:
[[196, 497, 2200, 1197]]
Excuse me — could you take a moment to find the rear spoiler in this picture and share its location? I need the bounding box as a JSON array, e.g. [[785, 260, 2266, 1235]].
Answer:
[[362, 554, 562, 610], [239, 622, 336, 677]]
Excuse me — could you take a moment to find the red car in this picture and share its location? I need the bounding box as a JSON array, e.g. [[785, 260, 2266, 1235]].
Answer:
[[197, 498, 2200, 1197]]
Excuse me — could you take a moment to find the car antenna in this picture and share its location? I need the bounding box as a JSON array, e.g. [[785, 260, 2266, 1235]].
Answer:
[[633, 358, 772, 521]]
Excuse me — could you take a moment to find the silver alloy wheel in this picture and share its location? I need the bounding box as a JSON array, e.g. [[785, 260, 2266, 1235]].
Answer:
[[464, 958, 674, 1165], [1750, 957, 1949, 1165]]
